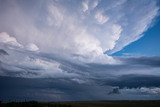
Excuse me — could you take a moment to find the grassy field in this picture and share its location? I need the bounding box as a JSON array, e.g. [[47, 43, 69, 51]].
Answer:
[[1, 101, 160, 107]]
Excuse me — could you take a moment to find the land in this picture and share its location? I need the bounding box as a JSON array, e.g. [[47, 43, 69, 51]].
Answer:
[[1, 100, 160, 107]]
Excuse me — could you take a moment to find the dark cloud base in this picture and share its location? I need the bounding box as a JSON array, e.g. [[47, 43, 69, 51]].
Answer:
[[100, 74, 160, 88], [1, 74, 160, 101], [0, 76, 109, 101]]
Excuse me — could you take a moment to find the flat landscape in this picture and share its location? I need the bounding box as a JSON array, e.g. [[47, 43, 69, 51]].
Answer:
[[1, 101, 160, 107]]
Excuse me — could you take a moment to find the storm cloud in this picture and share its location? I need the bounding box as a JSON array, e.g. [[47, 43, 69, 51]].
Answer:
[[0, 0, 160, 101]]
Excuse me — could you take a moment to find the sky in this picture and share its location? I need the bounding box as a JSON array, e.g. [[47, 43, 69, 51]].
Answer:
[[0, 0, 160, 101], [113, 17, 160, 56]]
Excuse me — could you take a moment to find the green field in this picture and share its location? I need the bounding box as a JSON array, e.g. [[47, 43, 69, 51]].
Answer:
[[1, 101, 160, 107]]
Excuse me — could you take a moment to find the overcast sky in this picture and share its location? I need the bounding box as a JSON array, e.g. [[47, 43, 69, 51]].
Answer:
[[0, 0, 160, 101]]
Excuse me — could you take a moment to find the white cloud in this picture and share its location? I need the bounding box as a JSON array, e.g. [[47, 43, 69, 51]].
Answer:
[[140, 87, 160, 94], [19, 56, 61, 73], [121, 87, 160, 95], [42, 2, 115, 63], [0, 0, 158, 64], [0, 32, 39, 52], [0, 0, 159, 81], [91, 0, 99, 9], [71, 78, 86, 84], [82, 0, 99, 12], [0, 47, 79, 78], [109, 0, 159, 53], [25, 43, 39, 51], [95, 12, 109, 24], [82, 0, 89, 12], [0, 32, 23, 47], [88, 23, 122, 52], [47, 4, 64, 27]]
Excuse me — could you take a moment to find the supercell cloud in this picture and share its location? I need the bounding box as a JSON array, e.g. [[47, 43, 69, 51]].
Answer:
[[0, 0, 158, 62], [0, 0, 160, 101]]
